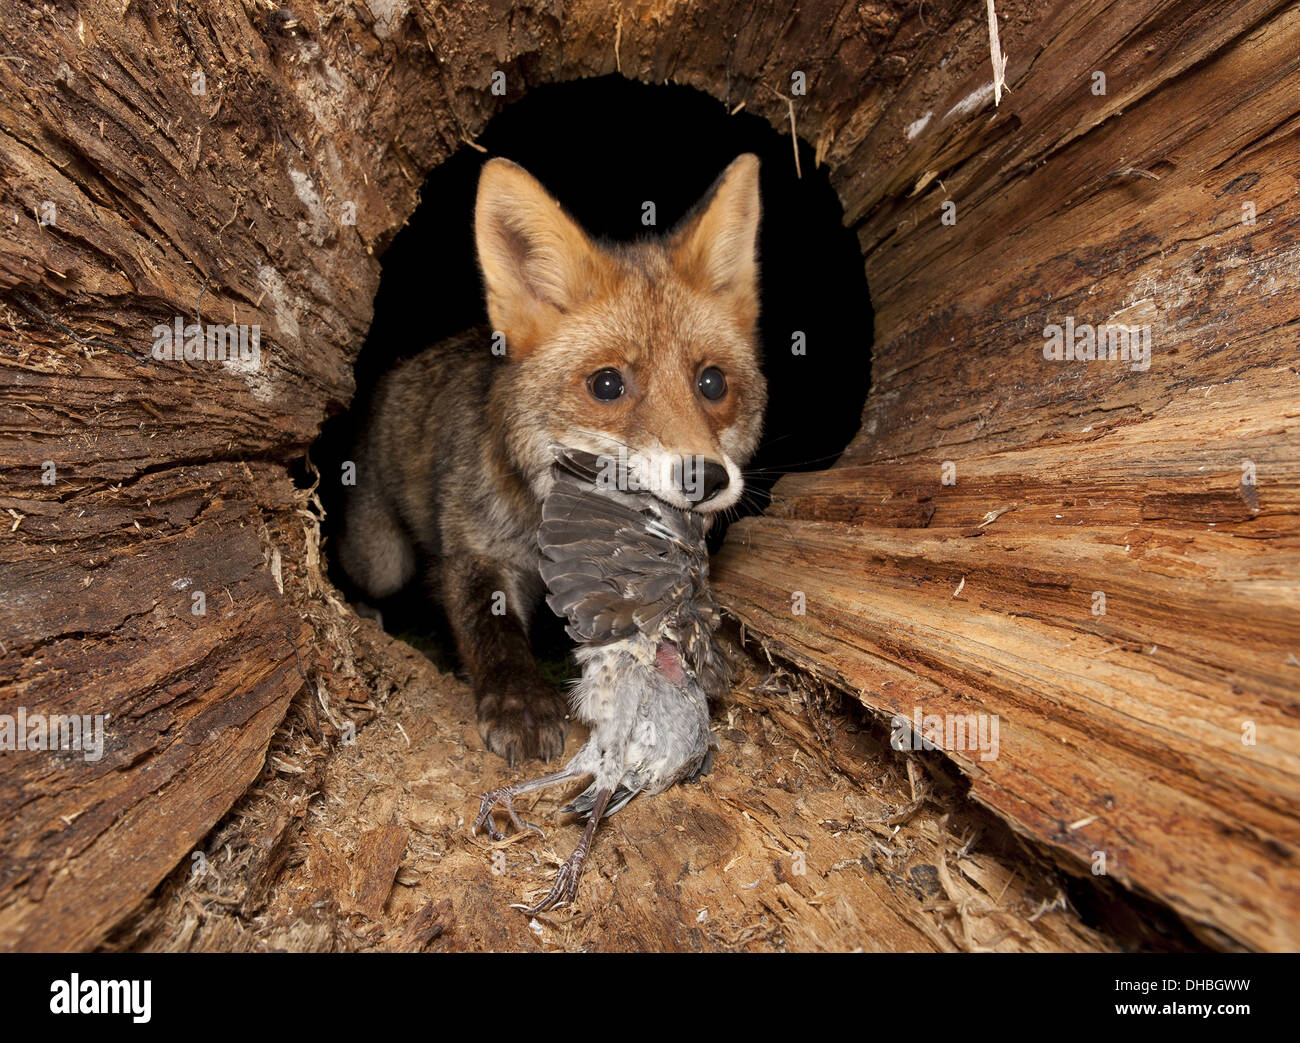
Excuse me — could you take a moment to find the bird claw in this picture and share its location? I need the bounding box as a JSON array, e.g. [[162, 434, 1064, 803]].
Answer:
[[472, 787, 545, 842], [512, 786, 609, 915], [515, 851, 585, 915]]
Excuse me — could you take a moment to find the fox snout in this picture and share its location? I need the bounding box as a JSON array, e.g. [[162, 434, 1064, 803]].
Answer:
[[581, 446, 740, 512], [681, 457, 730, 505]]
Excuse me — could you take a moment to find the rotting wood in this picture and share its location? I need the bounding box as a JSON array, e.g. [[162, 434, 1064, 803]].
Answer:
[[103, 621, 1116, 952], [714, 0, 1300, 952], [1, 0, 1295, 951]]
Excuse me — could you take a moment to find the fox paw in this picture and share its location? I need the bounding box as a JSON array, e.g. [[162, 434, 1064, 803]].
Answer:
[[477, 682, 569, 767]]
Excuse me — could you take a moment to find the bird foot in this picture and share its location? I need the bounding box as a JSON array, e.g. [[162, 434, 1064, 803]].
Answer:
[[513, 847, 587, 915], [472, 786, 545, 842], [511, 785, 612, 916]]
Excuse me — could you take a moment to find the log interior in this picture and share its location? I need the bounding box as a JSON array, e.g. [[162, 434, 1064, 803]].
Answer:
[[0, 0, 1296, 951]]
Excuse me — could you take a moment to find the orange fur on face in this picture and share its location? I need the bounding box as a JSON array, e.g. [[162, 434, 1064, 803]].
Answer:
[[476, 154, 767, 498]]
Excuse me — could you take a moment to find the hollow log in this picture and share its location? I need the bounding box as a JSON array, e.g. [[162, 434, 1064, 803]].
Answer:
[[0, 0, 1296, 951]]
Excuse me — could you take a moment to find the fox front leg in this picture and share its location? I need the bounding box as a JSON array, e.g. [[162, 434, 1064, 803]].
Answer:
[[440, 556, 569, 766]]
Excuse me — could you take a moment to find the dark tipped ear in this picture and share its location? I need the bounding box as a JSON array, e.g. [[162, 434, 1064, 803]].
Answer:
[[474, 158, 607, 352], [669, 153, 761, 297]]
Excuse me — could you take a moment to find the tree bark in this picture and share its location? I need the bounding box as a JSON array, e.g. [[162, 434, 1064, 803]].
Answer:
[[0, 0, 1295, 951]]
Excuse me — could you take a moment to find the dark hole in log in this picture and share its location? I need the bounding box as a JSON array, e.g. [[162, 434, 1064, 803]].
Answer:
[[304, 75, 871, 651]]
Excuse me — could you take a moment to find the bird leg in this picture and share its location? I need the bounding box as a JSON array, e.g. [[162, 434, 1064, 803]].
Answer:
[[516, 787, 613, 915], [473, 768, 577, 841]]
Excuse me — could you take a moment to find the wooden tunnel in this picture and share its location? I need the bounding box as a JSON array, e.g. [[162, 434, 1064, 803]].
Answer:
[[1, 0, 1296, 951]]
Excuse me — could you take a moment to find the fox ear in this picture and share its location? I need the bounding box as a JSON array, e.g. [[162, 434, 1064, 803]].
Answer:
[[475, 158, 605, 352], [670, 153, 761, 304]]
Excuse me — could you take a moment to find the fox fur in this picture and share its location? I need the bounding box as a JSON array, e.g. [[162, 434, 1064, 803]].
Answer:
[[338, 153, 766, 765]]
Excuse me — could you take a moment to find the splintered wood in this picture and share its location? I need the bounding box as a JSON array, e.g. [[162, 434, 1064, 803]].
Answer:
[[713, 0, 1300, 952]]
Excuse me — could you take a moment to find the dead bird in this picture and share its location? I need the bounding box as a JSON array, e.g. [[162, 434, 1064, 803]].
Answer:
[[473, 447, 730, 914]]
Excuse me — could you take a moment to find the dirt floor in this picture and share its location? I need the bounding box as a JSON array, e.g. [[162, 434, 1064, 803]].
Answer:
[[101, 591, 1130, 951]]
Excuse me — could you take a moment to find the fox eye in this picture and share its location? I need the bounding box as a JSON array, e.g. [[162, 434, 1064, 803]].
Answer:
[[698, 366, 727, 401], [588, 367, 625, 401]]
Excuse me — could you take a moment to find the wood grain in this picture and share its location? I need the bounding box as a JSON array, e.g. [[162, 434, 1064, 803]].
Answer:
[[1, 0, 1295, 950], [714, 0, 1300, 951]]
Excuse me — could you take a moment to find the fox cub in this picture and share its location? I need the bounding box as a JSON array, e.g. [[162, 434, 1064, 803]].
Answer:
[[339, 154, 766, 765]]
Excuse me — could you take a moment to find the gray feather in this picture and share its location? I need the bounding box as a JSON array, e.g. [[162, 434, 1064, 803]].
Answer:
[[539, 447, 732, 697], [526, 446, 729, 820]]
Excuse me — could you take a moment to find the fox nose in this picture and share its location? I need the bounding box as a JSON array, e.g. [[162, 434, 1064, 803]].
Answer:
[[682, 459, 730, 504]]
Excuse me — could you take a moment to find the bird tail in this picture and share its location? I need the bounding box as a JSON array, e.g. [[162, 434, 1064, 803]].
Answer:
[[561, 782, 639, 819], [684, 745, 716, 783]]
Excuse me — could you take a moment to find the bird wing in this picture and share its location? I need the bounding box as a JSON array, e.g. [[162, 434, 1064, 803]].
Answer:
[[539, 445, 731, 692]]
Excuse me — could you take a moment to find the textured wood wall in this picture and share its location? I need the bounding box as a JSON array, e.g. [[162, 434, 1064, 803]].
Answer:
[[713, 0, 1300, 951], [0, 0, 1295, 950]]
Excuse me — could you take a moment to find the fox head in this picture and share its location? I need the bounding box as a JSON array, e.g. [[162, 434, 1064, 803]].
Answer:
[[475, 153, 766, 514]]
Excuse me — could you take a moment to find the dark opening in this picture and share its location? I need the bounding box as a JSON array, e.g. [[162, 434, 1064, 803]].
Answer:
[[306, 74, 871, 654]]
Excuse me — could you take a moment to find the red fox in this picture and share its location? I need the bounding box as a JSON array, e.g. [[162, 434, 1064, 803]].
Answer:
[[338, 153, 766, 765]]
